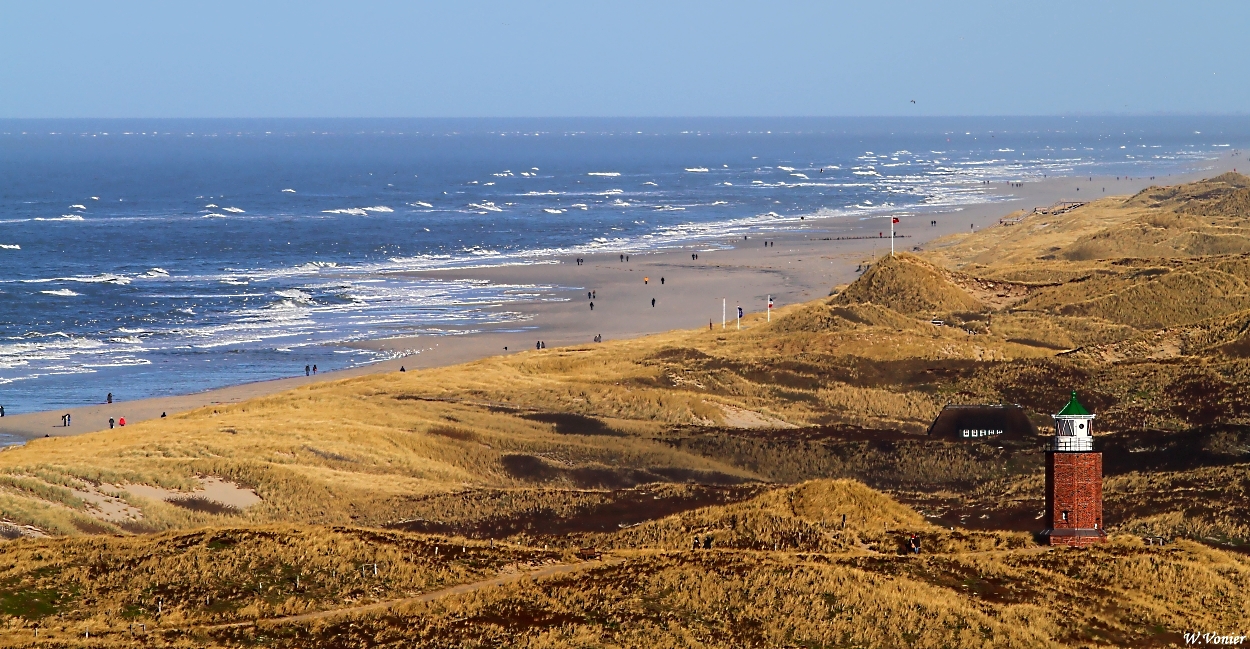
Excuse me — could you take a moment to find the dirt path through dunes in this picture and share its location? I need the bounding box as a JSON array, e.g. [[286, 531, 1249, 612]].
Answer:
[[205, 557, 621, 631]]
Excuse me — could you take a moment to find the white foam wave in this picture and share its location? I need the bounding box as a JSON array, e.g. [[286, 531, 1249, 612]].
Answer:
[[587, 172, 620, 177], [543, 208, 565, 214], [685, 167, 709, 173], [41, 289, 80, 296], [222, 207, 246, 213], [21, 273, 130, 285], [410, 201, 433, 208], [0, 244, 19, 250], [467, 202, 503, 212], [203, 213, 229, 218], [282, 188, 297, 193], [69, 204, 87, 210], [34, 215, 85, 221]]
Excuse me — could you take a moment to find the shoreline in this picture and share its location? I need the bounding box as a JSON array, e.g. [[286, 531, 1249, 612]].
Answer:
[[2, 154, 1243, 440]]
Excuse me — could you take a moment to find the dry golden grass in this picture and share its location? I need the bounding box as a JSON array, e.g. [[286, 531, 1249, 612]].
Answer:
[[1, 173, 1249, 646]]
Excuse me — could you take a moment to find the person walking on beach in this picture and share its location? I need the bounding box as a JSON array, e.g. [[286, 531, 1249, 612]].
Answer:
[[107, 393, 113, 404], [305, 365, 310, 376], [0, 405, 4, 417], [651, 298, 656, 307], [109, 418, 115, 429], [312, 365, 317, 375], [660, 277, 665, 285], [589, 302, 594, 310]]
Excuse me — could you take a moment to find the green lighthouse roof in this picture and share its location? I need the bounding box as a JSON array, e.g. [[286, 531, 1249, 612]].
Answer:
[[1056, 390, 1091, 417]]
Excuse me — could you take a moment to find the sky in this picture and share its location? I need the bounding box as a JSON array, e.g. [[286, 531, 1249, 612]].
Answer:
[[0, 1, 1246, 118]]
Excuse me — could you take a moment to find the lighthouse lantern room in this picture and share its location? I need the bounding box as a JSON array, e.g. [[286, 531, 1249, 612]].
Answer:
[[1042, 391, 1107, 546]]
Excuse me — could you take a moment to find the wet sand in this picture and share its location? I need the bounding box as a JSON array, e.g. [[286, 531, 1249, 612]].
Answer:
[[2, 155, 1241, 440]]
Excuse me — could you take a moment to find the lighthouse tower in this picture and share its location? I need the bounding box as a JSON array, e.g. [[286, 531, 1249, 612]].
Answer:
[[1041, 391, 1107, 546]]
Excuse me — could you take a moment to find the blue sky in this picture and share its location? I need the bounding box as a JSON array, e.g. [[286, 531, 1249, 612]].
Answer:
[[1, 1, 1245, 118]]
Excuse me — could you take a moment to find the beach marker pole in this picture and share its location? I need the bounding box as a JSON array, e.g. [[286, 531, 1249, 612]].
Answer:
[[890, 216, 899, 256], [737, 305, 742, 330], [768, 296, 772, 322], [722, 299, 726, 330]]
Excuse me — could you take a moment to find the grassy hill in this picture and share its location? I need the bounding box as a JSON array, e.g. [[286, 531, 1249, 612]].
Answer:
[[1, 174, 1249, 646]]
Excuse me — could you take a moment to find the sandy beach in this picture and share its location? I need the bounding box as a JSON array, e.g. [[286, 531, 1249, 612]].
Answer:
[[2, 154, 1242, 440]]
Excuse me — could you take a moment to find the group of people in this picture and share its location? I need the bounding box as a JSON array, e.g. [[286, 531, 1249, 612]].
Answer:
[[304, 364, 318, 376], [60, 413, 71, 427], [574, 257, 586, 265], [535, 340, 547, 350]]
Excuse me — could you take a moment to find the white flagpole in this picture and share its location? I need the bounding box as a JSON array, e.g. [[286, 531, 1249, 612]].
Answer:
[[890, 216, 895, 257], [737, 305, 740, 330], [722, 298, 726, 330]]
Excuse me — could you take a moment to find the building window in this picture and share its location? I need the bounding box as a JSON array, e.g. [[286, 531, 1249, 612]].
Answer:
[[1061, 511, 1069, 522]]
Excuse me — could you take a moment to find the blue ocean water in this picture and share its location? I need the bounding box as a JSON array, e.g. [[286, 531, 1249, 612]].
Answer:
[[1, 117, 1246, 413]]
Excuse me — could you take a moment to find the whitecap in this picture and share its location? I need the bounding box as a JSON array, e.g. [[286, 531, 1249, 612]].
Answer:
[[362, 206, 393, 213], [203, 213, 229, 218], [69, 204, 87, 210], [587, 172, 620, 177], [544, 208, 565, 214], [791, 173, 809, 179], [685, 167, 709, 173], [282, 188, 297, 193], [222, 207, 245, 213], [205, 203, 219, 208], [0, 244, 18, 250], [643, 181, 658, 186], [41, 289, 80, 297], [410, 201, 433, 208], [467, 202, 503, 212], [34, 215, 85, 221], [778, 166, 796, 171]]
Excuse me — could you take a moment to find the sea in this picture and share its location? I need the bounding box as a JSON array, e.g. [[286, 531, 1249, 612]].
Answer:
[[2, 116, 1247, 414]]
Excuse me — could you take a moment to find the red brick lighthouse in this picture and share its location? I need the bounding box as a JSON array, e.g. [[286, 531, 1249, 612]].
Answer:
[[1041, 391, 1107, 546]]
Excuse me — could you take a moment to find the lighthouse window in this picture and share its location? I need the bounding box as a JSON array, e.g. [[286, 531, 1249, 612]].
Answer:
[[1078, 423, 1085, 430]]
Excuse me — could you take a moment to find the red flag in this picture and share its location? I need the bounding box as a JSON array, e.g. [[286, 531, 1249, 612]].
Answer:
[[892, 217, 900, 223]]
